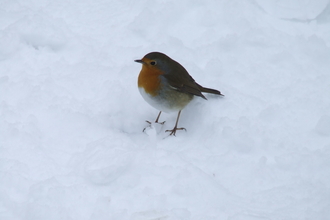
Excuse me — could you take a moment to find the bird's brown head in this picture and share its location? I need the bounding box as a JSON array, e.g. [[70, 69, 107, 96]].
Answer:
[[135, 52, 173, 95], [135, 52, 175, 74]]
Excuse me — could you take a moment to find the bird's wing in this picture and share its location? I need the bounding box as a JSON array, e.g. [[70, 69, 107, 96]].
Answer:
[[161, 64, 207, 100]]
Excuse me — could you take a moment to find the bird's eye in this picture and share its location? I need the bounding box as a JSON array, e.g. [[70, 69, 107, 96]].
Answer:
[[150, 61, 157, 65]]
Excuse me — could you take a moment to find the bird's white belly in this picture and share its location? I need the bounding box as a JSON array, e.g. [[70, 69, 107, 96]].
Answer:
[[138, 87, 191, 113]]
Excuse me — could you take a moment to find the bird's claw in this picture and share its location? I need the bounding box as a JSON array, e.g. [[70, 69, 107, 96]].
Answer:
[[142, 120, 166, 132], [165, 127, 186, 136]]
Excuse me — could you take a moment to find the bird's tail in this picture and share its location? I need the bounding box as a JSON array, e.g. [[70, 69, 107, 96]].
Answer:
[[197, 83, 224, 96]]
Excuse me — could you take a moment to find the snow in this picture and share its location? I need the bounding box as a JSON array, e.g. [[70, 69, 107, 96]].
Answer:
[[1, 0, 330, 219]]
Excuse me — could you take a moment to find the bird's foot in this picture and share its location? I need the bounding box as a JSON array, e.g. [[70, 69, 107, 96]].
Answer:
[[165, 127, 186, 136], [143, 120, 165, 132], [145, 120, 165, 125]]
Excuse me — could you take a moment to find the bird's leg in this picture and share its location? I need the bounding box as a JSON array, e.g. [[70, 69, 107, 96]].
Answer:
[[165, 110, 186, 136], [154, 111, 165, 124], [145, 111, 165, 125]]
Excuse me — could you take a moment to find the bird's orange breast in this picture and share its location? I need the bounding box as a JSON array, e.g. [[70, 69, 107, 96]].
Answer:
[[138, 65, 163, 97]]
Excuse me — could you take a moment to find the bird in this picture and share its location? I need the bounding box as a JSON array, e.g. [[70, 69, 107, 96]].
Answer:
[[135, 52, 223, 136]]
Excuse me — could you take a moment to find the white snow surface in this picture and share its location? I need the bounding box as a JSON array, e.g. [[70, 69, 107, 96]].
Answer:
[[1, 0, 330, 219]]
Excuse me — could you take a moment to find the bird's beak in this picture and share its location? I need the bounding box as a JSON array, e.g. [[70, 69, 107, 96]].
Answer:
[[134, 59, 143, 63], [134, 59, 145, 64]]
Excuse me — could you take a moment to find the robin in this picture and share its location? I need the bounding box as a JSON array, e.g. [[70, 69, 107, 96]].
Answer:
[[135, 52, 223, 136]]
